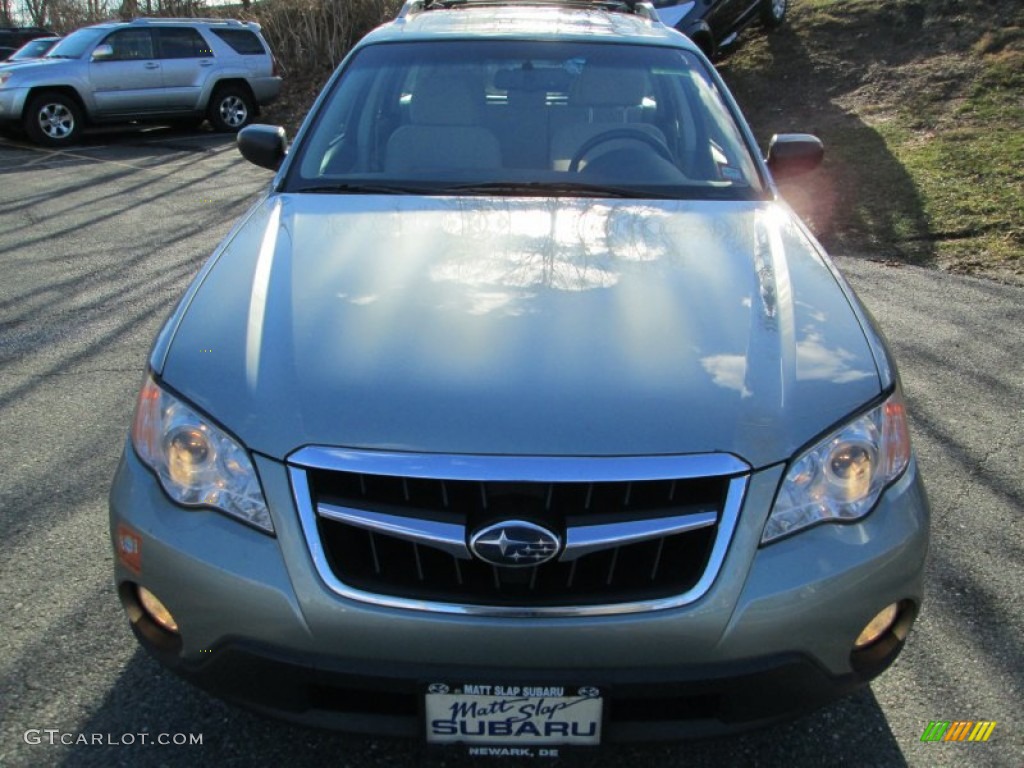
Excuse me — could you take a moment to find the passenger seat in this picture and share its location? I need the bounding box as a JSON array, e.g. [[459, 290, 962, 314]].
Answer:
[[386, 71, 502, 173]]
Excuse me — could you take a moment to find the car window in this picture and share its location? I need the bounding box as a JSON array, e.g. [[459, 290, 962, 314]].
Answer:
[[156, 27, 212, 59], [210, 29, 266, 55], [46, 27, 106, 59], [289, 40, 765, 200], [11, 38, 54, 59], [103, 29, 155, 61]]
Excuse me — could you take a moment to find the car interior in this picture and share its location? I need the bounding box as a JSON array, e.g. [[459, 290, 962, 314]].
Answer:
[[302, 42, 761, 195]]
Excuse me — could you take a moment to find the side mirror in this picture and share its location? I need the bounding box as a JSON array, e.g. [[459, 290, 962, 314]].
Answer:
[[238, 124, 288, 171], [91, 44, 114, 61], [766, 133, 824, 179]]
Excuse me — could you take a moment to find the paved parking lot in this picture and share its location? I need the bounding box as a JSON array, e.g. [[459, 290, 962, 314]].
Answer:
[[0, 128, 1021, 768]]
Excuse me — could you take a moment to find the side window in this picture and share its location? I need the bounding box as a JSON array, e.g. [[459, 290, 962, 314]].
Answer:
[[103, 29, 155, 61], [157, 28, 213, 59], [210, 29, 266, 55]]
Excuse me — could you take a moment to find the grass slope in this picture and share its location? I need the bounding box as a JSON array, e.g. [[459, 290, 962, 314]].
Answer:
[[721, 0, 1023, 284]]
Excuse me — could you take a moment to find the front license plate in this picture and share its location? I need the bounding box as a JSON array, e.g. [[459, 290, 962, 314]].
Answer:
[[425, 683, 602, 747]]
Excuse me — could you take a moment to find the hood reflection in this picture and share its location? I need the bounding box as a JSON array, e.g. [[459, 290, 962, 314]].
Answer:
[[428, 198, 681, 315], [163, 194, 882, 465]]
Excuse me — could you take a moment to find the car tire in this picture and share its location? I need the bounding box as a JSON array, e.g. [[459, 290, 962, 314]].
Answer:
[[760, 0, 787, 28], [207, 85, 254, 133], [23, 91, 83, 147]]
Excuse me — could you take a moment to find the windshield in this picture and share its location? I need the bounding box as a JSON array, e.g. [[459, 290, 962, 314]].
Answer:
[[46, 27, 107, 59], [11, 38, 57, 60], [288, 40, 765, 200]]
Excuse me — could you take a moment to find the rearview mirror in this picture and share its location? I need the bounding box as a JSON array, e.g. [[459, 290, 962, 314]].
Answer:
[[238, 124, 288, 171], [766, 133, 824, 179], [91, 44, 114, 61]]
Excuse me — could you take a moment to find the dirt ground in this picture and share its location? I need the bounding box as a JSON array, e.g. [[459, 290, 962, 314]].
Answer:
[[720, 0, 1023, 285]]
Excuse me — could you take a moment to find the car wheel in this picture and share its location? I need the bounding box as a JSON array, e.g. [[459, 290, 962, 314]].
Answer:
[[761, 0, 787, 27], [208, 86, 254, 133], [24, 91, 83, 147]]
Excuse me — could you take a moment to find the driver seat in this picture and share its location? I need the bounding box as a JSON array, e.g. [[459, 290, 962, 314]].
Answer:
[[549, 66, 666, 172]]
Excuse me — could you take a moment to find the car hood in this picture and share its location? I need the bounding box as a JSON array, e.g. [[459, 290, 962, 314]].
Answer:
[[0, 56, 72, 74], [159, 195, 883, 468]]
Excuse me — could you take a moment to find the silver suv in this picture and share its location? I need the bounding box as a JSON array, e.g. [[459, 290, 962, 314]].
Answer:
[[0, 17, 280, 146]]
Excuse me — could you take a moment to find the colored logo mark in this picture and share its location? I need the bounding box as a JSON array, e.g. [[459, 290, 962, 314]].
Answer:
[[921, 721, 997, 742], [116, 523, 142, 574]]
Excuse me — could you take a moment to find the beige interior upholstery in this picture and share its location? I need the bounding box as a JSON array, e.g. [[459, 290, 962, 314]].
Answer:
[[386, 72, 502, 173], [550, 66, 666, 172]]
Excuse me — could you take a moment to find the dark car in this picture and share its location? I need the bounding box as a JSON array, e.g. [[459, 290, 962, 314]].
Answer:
[[652, 0, 786, 59], [1, 35, 60, 64], [0, 26, 55, 61]]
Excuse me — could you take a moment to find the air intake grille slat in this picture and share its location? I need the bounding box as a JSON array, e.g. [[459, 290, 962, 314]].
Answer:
[[412, 543, 424, 582], [650, 537, 665, 581], [606, 547, 619, 586], [368, 531, 381, 575]]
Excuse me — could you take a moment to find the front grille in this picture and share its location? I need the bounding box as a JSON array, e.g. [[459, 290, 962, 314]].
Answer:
[[290, 449, 748, 616], [319, 506, 716, 606]]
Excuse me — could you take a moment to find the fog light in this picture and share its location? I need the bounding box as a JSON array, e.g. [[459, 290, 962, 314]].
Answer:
[[137, 586, 179, 634], [855, 603, 899, 649]]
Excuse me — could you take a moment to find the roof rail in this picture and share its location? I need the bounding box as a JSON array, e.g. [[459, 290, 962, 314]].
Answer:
[[397, 0, 426, 17], [130, 17, 246, 26], [625, 1, 658, 22], [398, 0, 660, 21]]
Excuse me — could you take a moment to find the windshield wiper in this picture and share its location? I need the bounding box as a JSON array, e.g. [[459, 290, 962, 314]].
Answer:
[[291, 182, 429, 195], [438, 181, 674, 199], [291, 181, 682, 199]]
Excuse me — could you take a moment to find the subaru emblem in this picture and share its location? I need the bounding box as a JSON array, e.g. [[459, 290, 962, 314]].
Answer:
[[469, 520, 561, 568]]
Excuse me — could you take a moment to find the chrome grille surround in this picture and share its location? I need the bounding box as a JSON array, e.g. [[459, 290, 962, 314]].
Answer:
[[289, 447, 750, 618]]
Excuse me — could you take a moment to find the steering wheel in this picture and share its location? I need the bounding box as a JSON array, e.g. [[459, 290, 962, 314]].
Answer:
[[568, 128, 675, 173]]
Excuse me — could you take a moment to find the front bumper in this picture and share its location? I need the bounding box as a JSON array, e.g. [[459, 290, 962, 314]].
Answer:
[[0, 87, 29, 121], [109, 445, 930, 740], [133, 637, 907, 741]]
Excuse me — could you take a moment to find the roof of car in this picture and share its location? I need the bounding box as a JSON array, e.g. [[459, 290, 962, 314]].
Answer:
[[82, 17, 260, 31], [362, 0, 695, 49]]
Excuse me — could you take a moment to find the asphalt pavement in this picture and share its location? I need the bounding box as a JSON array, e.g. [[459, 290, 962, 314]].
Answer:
[[0, 129, 1020, 768]]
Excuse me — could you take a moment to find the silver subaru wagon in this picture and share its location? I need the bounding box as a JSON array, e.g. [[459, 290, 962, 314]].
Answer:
[[109, 0, 929, 751]]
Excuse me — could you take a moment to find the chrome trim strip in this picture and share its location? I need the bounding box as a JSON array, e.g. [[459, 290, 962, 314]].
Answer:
[[559, 510, 718, 562], [288, 455, 750, 618], [289, 446, 750, 481], [315, 503, 719, 564], [318, 503, 472, 559]]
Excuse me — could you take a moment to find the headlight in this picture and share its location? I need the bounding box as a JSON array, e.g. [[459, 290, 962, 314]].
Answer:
[[763, 390, 911, 543], [130, 374, 274, 533]]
